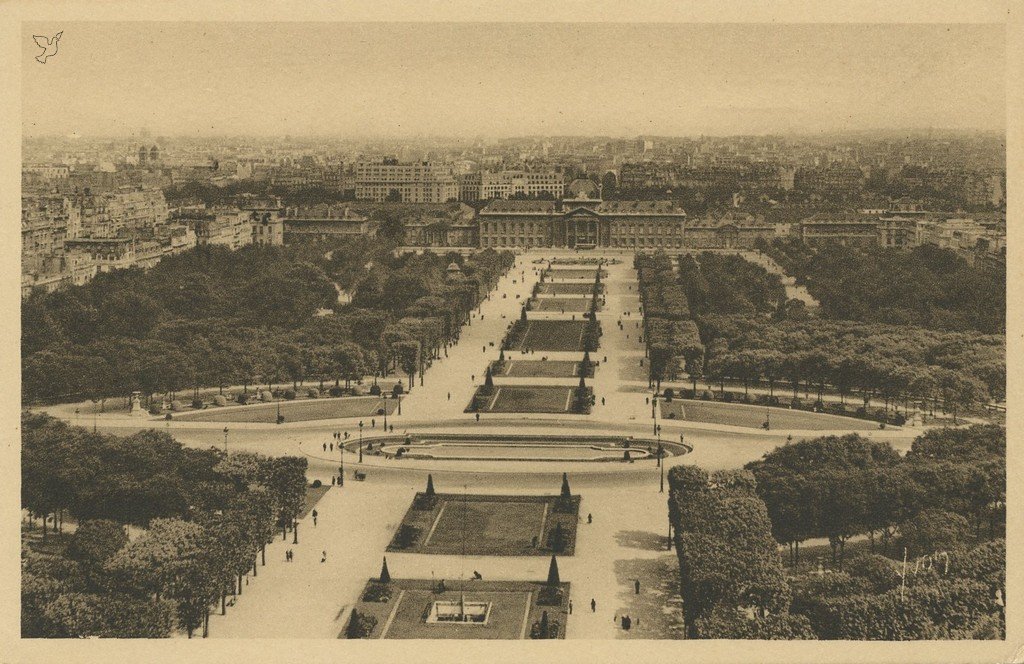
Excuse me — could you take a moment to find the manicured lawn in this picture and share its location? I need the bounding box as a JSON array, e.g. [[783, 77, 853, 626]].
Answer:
[[174, 396, 397, 423], [497, 360, 588, 378], [533, 298, 595, 312], [387, 493, 580, 556], [348, 579, 571, 640], [509, 319, 593, 352], [487, 386, 575, 413], [660, 399, 878, 431], [538, 282, 603, 296], [544, 268, 604, 279]]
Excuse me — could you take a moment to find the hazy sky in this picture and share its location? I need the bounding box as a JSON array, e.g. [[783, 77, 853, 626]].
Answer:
[[22, 22, 1006, 138]]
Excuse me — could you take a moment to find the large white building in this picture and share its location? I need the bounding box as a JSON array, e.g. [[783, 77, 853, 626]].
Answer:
[[355, 160, 459, 203]]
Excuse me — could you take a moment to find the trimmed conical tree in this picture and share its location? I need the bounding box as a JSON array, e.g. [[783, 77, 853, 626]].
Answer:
[[546, 555, 560, 586], [521, 306, 528, 322], [578, 375, 586, 390], [484, 366, 494, 390], [560, 472, 571, 497], [540, 610, 549, 637], [379, 556, 392, 584], [426, 474, 435, 496], [499, 349, 505, 362]]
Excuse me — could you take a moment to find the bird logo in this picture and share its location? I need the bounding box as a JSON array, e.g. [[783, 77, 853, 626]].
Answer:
[[33, 31, 62, 64]]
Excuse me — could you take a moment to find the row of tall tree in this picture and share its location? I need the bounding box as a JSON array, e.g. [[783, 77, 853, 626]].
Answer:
[[22, 413, 310, 638], [635, 253, 705, 389], [761, 239, 1005, 335], [697, 314, 1004, 414], [23, 243, 514, 404], [745, 426, 1005, 566], [667, 465, 814, 639]]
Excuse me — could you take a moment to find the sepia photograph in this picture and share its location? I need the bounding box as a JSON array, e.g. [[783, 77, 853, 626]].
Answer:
[[4, 4, 1021, 663]]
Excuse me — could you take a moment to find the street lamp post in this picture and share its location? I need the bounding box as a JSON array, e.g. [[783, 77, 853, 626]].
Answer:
[[223, 427, 229, 453], [336, 431, 344, 487], [358, 421, 364, 465], [651, 393, 659, 436], [383, 394, 388, 431]]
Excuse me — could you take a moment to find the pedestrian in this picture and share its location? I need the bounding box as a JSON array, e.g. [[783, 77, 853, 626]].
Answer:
[[472, 374, 475, 382], [371, 418, 376, 428], [591, 598, 596, 613], [390, 424, 394, 432], [568, 600, 573, 615], [331, 475, 336, 485], [601, 397, 605, 406], [323, 442, 327, 452], [634, 579, 640, 594], [475, 413, 481, 422], [321, 550, 327, 563], [447, 392, 451, 401], [587, 513, 592, 524], [330, 442, 334, 452], [312, 509, 318, 527]]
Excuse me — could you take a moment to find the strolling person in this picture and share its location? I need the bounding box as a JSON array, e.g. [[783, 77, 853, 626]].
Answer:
[[587, 513, 592, 524], [634, 579, 640, 594], [591, 598, 596, 613], [320, 550, 327, 563], [568, 600, 573, 615], [312, 509, 318, 527]]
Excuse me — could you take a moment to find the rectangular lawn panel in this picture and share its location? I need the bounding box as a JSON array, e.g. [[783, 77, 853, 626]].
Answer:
[[660, 399, 879, 430], [488, 386, 574, 413], [347, 579, 570, 640], [515, 320, 589, 351], [500, 360, 584, 378], [538, 282, 603, 296], [388, 494, 579, 556], [175, 396, 396, 423], [544, 268, 604, 279], [533, 298, 595, 312]]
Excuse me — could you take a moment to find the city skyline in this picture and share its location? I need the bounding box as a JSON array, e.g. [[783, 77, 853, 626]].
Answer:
[[23, 22, 1006, 139]]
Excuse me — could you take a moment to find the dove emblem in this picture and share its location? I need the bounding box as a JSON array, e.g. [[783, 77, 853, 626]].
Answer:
[[33, 31, 62, 64]]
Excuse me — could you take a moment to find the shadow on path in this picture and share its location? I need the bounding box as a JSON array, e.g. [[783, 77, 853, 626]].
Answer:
[[613, 529, 669, 552], [611, 555, 684, 639]]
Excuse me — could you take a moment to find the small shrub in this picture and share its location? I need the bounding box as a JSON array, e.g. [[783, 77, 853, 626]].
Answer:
[[666, 411, 676, 419], [170, 400, 184, 412], [191, 398, 204, 409], [260, 390, 273, 402], [392, 523, 421, 549], [306, 388, 320, 399], [663, 388, 675, 402], [368, 384, 382, 396], [212, 395, 227, 407], [328, 386, 344, 397], [345, 610, 378, 639], [536, 585, 563, 606], [311, 479, 322, 488], [791, 398, 804, 410], [766, 395, 781, 406], [721, 391, 735, 403], [351, 384, 364, 396], [283, 389, 296, 400], [149, 404, 162, 415], [392, 383, 404, 397], [701, 390, 713, 401], [237, 393, 249, 405], [361, 581, 393, 603]]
